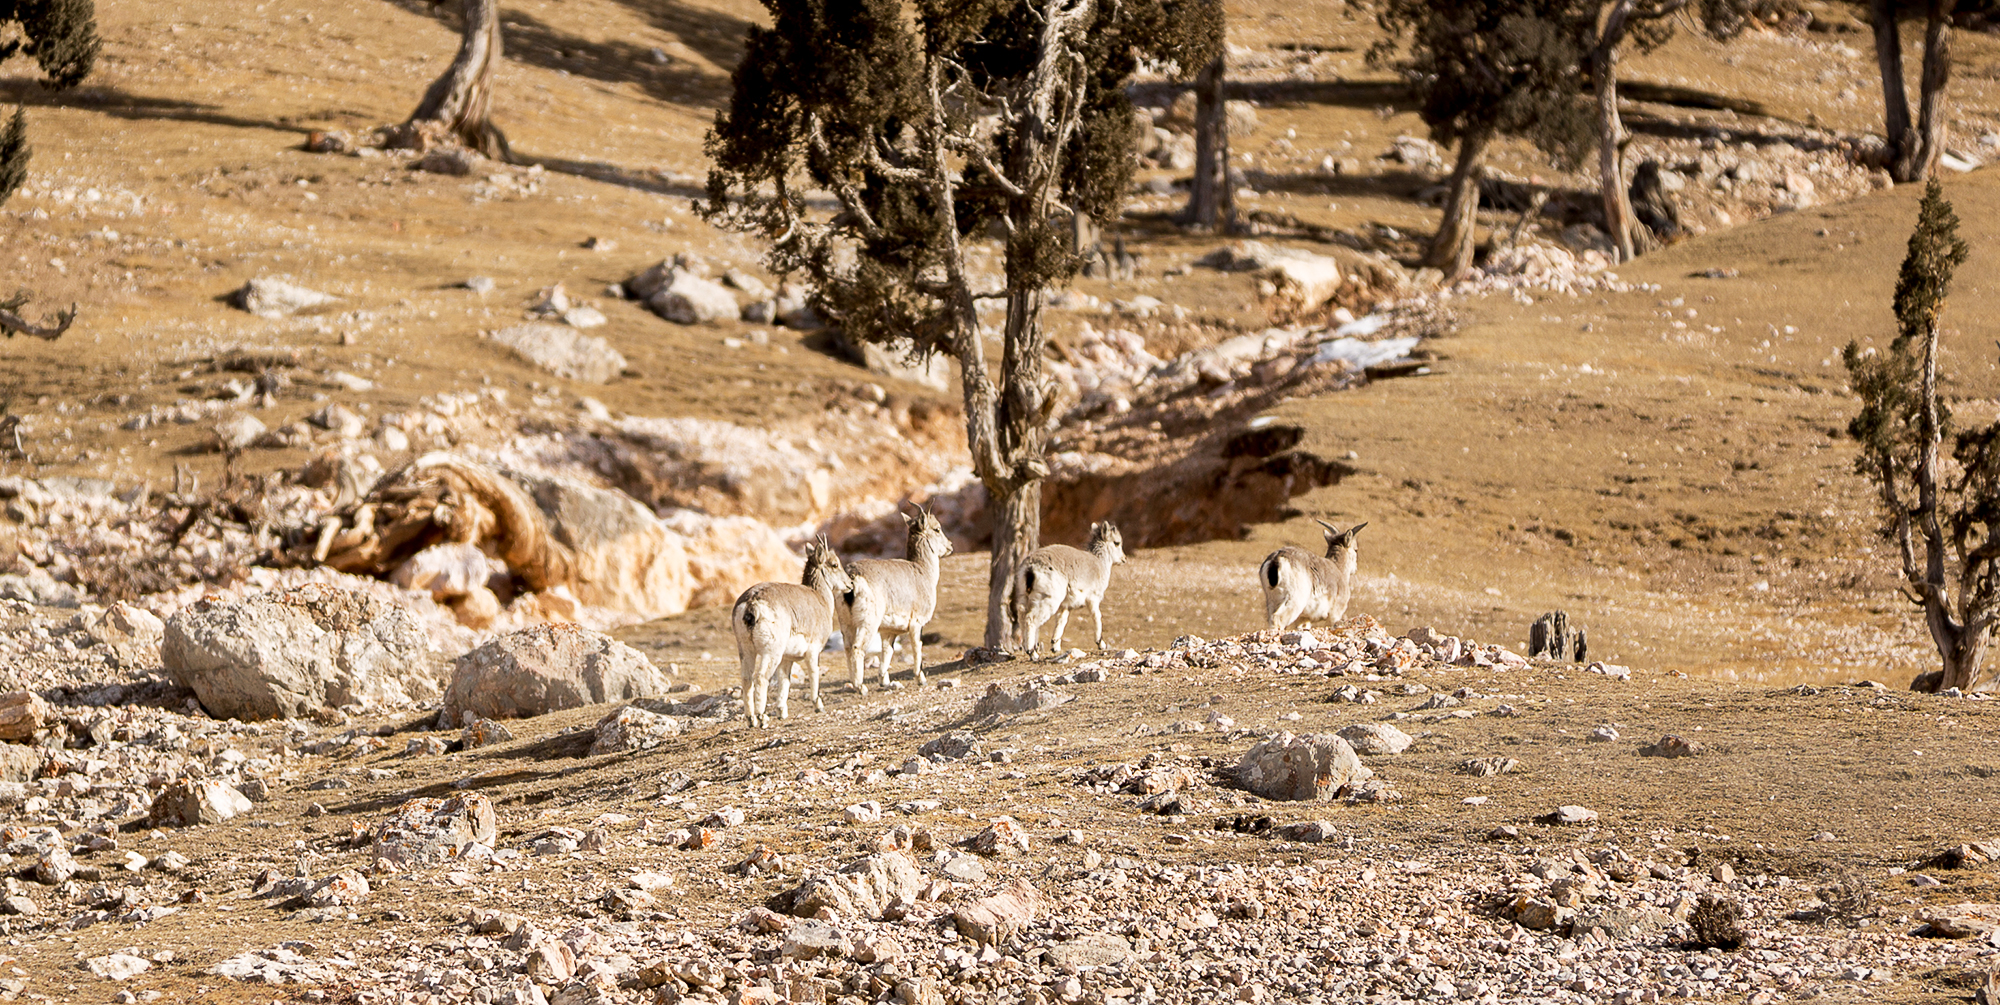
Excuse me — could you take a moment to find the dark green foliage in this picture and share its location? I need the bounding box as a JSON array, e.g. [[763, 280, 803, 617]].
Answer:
[[1845, 180, 1969, 469], [0, 108, 25, 207], [1368, 0, 1595, 170], [0, 0, 100, 89], [0, 0, 95, 208], [704, 0, 1218, 352]]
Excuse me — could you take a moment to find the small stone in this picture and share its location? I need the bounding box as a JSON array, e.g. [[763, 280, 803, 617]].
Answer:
[[1539, 805, 1598, 826], [1336, 722, 1413, 755], [1639, 734, 1701, 758], [463, 276, 496, 294], [1588, 726, 1619, 743], [843, 801, 884, 825]]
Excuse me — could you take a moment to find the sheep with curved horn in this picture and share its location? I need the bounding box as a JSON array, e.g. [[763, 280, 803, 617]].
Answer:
[[839, 506, 953, 690], [732, 536, 852, 728], [1259, 519, 1365, 631]]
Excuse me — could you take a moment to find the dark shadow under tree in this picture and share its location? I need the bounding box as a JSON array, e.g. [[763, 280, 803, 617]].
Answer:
[[703, 0, 1217, 648]]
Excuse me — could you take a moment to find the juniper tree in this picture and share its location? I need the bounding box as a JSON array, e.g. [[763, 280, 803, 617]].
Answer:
[[1367, 0, 1594, 277], [0, 0, 94, 341], [1177, 0, 1231, 230], [0, 0, 99, 207], [704, 0, 1217, 647], [1844, 180, 1999, 692], [0, 107, 24, 207]]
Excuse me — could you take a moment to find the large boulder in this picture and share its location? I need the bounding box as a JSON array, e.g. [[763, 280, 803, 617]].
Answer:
[[161, 584, 437, 721], [644, 270, 739, 324], [441, 624, 669, 723], [491, 324, 628, 384], [1235, 732, 1372, 802]]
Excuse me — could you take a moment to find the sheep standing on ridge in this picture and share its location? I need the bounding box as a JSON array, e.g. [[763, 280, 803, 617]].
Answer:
[[1014, 520, 1126, 657], [732, 537, 852, 728], [1260, 520, 1365, 631]]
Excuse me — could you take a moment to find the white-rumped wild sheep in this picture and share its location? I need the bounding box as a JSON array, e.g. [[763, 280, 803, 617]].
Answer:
[[732, 537, 852, 728], [1260, 519, 1364, 631], [840, 507, 952, 691], [1013, 520, 1126, 657]]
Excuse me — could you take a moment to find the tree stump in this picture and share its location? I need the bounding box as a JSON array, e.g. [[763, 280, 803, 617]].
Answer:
[[1528, 611, 1587, 662]]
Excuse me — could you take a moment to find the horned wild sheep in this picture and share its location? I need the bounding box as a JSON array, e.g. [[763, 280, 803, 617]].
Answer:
[[1260, 519, 1365, 631], [1013, 520, 1126, 657], [840, 507, 953, 691], [732, 537, 853, 728]]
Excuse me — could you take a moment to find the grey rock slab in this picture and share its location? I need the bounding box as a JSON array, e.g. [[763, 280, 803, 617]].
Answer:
[[1337, 722, 1413, 755], [162, 584, 436, 721], [443, 624, 668, 723], [491, 324, 628, 384], [234, 278, 337, 318]]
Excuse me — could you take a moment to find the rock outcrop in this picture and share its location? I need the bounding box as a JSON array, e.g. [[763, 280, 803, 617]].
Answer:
[[441, 624, 669, 723], [161, 584, 437, 720]]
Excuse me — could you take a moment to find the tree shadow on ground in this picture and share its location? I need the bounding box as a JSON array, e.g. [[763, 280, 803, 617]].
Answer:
[[514, 153, 707, 199], [384, 0, 747, 108], [0, 79, 305, 135]]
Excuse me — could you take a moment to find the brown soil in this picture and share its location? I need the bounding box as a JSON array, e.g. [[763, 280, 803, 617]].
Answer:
[[6, 0, 2000, 999]]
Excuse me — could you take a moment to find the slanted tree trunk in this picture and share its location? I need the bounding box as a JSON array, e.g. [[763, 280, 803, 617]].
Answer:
[[1594, 1, 1638, 262], [401, 0, 510, 160], [1423, 128, 1489, 277], [1911, 0, 1957, 181], [1903, 294, 1988, 691], [1184, 55, 1234, 231]]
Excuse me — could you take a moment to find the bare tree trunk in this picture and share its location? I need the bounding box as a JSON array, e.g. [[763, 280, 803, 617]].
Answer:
[[1423, 129, 1488, 277], [983, 284, 1052, 648], [400, 0, 511, 160], [1872, 0, 1919, 181], [1595, 1, 1637, 262], [1911, 0, 1957, 180], [1184, 55, 1234, 232]]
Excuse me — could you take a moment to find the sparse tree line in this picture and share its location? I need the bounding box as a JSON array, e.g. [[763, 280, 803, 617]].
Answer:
[[1366, 0, 1997, 274]]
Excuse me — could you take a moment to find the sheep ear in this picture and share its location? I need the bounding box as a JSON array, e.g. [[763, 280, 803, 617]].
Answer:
[[1345, 522, 1367, 540], [1316, 519, 1339, 538]]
